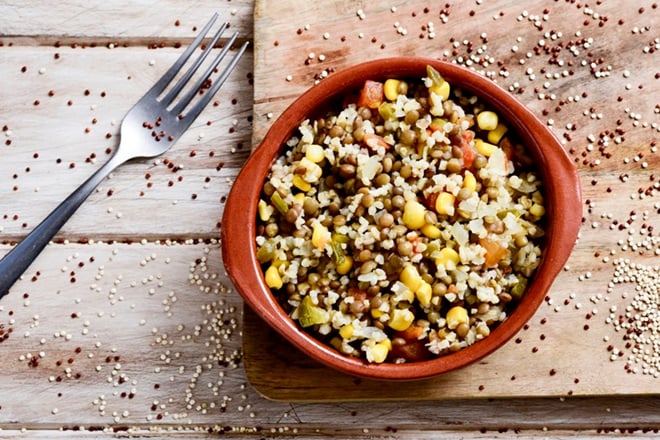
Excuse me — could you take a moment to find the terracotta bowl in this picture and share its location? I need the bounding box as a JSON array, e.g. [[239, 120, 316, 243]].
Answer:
[[222, 57, 581, 381]]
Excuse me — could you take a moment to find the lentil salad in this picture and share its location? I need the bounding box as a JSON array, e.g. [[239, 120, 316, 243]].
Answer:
[[255, 65, 546, 364]]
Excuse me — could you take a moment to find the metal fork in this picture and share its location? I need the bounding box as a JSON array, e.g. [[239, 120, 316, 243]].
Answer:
[[0, 13, 248, 299]]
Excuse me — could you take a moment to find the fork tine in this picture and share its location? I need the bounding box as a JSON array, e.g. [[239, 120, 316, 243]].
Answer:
[[160, 22, 228, 106], [171, 31, 240, 116], [148, 12, 219, 97], [183, 40, 249, 123]]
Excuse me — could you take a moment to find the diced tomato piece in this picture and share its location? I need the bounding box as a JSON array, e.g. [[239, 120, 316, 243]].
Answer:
[[461, 143, 476, 170], [390, 339, 431, 362], [389, 324, 430, 361], [424, 192, 439, 211], [357, 80, 384, 109], [450, 130, 477, 170], [461, 130, 476, 170]]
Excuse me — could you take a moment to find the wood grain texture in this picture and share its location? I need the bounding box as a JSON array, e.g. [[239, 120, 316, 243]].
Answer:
[[0, 1, 254, 41], [2, 430, 660, 439], [246, 0, 660, 401], [0, 48, 252, 241], [1, 0, 660, 438]]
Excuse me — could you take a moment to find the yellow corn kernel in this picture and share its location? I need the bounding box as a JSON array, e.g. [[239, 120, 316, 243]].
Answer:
[[339, 324, 354, 339], [292, 175, 311, 192], [488, 122, 509, 144], [532, 190, 544, 205], [400, 264, 422, 292], [311, 223, 331, 249], [446, 305, 469, 329], [336, 255, 353, 275], [421, 223, 441, 239], [264, 265, 283, 289], [477, 110, 499, 131], [388, 308, 415, 331], [403, 199, 427, 229], [435, 247, 460, 270], [434, 191, 455, 216], [258, 199, 274, 222], [463, 170, 477, 193], [293, 193, 305, 206], [474, 138, 499, 157], [430, 81, 450, 101], [529, 203, 545, 217], [299, 157, 323, 181], [383, 79, 402, 101], [415, 281, 433, 306], [368, 341, 390, 363], [305, 144, 325, 163], [371, 308, 385, 319]]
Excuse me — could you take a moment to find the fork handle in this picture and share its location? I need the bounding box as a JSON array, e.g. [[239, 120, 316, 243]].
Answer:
[[0, 152, 128, 299]]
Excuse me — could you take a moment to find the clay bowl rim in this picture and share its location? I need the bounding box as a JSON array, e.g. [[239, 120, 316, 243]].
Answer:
[[222, 56, 582, 381]]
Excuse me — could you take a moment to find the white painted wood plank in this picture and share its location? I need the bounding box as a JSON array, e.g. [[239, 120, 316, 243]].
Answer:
[[1, 429, 660, 439], [1, 243, 658, 433], [0, 47, 253, 240], [0, 243, 250, 427], [0, 1, 254, 40]]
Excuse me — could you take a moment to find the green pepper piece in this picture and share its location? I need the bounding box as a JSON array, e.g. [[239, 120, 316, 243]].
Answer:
[[332, 232, 349, 243], [331, 238, 346, 267], [510, 276, 528, 300], [378, 102, 397, 121], [256, 241, 275, 264], [297, 296, 330, 327], [426, 65, 445, 87], [270, 192, 289, 215]]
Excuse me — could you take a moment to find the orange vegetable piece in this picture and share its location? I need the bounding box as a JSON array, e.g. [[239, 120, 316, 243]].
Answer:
[[362, 133, 390, 151], [396, 324, 424, 342], [461, 131, 476, 170], [462, 130, 475, 143], [357, 80, 384, 109], [479, 238, 510, 268], [461, 143, 476, 170]]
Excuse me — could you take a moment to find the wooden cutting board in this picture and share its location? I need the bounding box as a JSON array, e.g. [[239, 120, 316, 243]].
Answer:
[[245, 0, 659, 401]]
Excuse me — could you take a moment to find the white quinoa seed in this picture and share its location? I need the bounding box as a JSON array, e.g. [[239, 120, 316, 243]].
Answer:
[[607, 259, 660, 376]]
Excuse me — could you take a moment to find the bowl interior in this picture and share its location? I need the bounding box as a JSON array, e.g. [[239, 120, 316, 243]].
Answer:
[[222, 57, 582, 380]]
